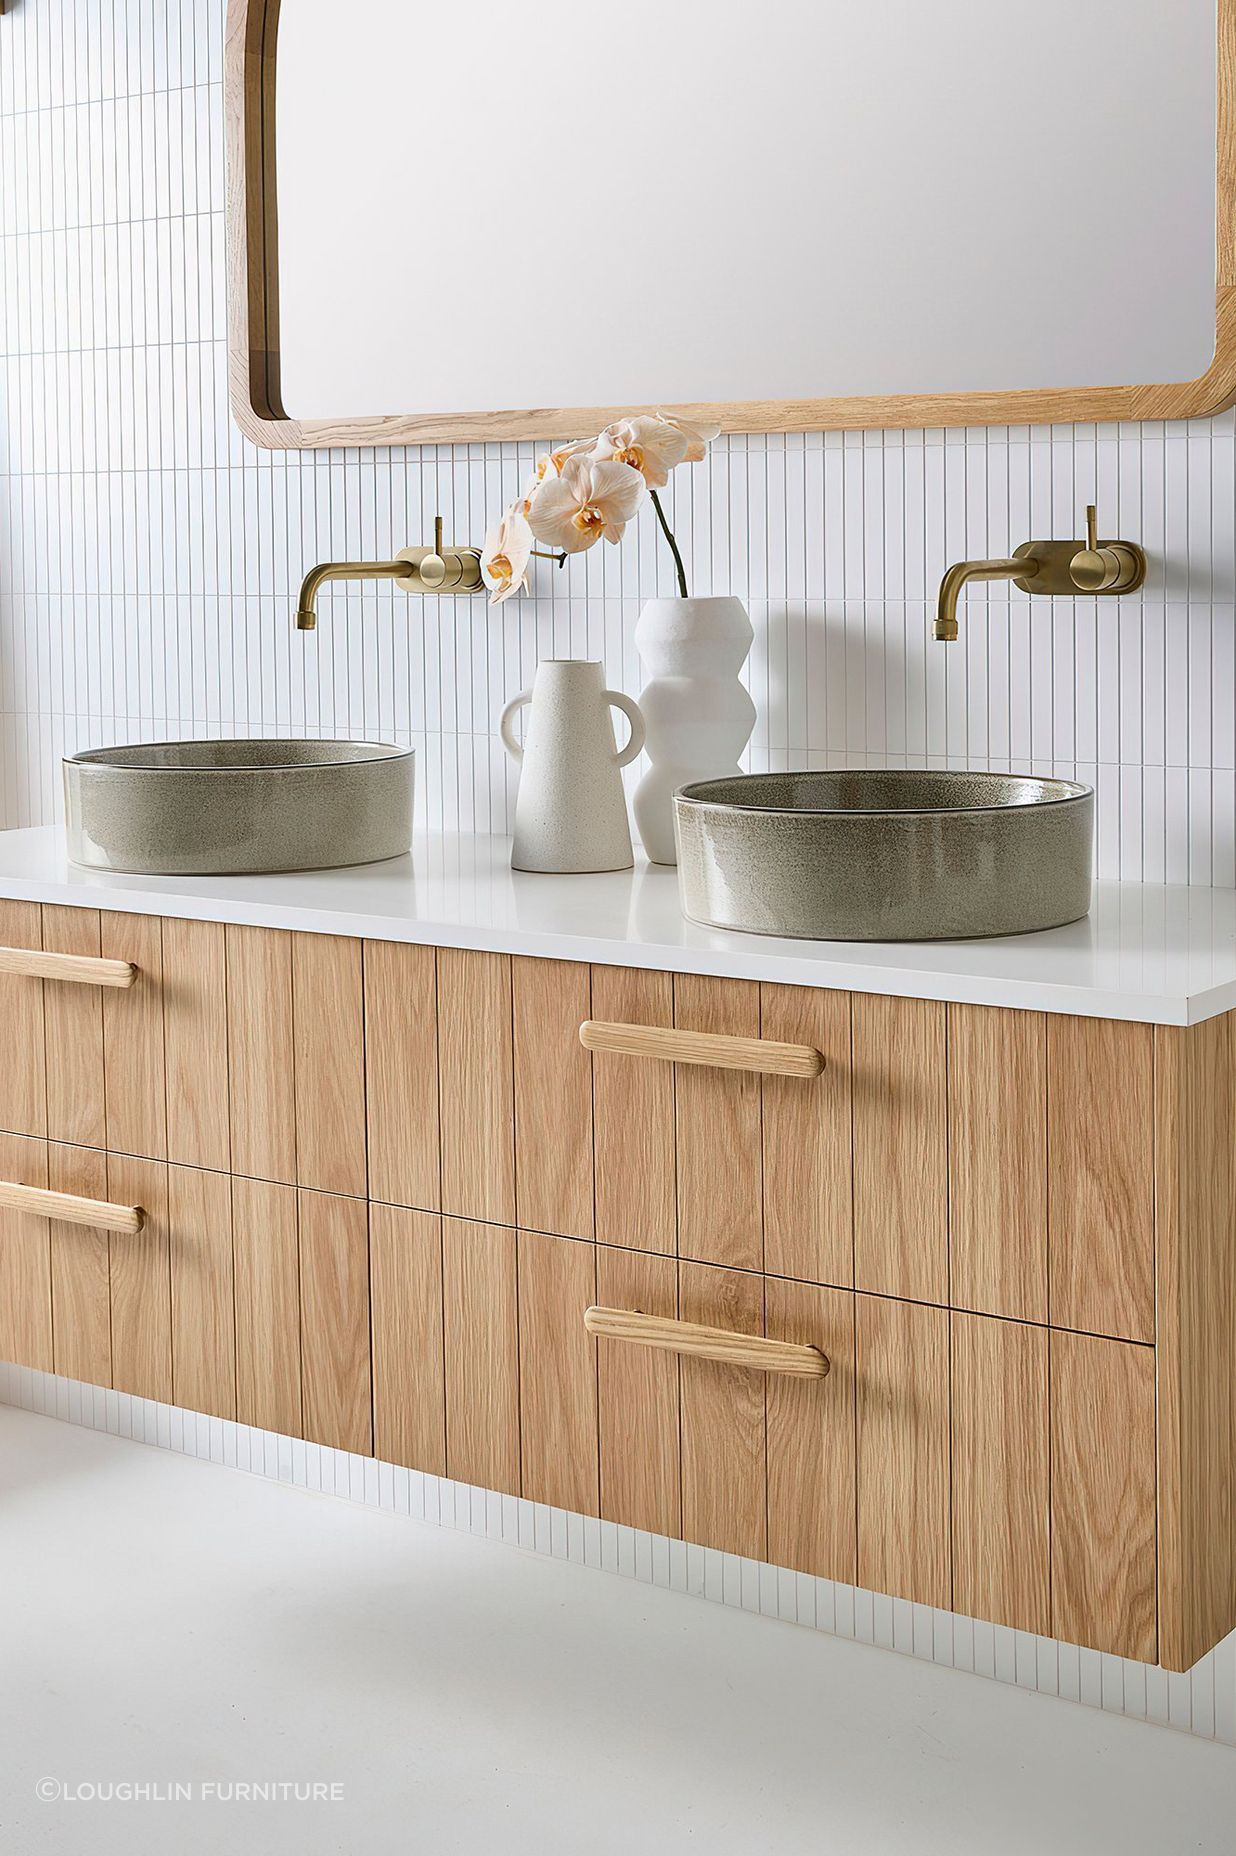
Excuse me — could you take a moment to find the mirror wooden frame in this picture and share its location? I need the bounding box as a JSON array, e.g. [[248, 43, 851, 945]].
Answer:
[[225, 0, 1236, 449]]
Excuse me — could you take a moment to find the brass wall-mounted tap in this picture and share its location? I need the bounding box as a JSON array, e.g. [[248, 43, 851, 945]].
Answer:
[[295, 517, 484, 631], [934, 503, 1146, 642]]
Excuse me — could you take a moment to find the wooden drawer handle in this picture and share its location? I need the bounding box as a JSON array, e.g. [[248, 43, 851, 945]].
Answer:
[[0, 945, 138, 989], [583, 1305, 829, 1378], [579, 1019, 825, 1078], [0, 1179, 145, 1236]]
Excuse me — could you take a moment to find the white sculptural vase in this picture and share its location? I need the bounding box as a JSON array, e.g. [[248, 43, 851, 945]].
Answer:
[[500, 658, 645, 874], [633, 596, 756, 865]]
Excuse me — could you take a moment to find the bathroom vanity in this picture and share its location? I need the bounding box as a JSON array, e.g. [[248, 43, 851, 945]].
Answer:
[[1, 831, 1234, 1675]]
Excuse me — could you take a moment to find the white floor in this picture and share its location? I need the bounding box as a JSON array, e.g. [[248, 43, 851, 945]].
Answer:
[[2, 1410, 1234, 1856]]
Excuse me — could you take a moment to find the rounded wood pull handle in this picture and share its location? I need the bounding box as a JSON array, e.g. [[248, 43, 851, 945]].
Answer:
[[584, 1305, 829, 1378], [0, 1179, 145, 1236], [0, 945, 138, 989], [579, 1019, 824, 1078]]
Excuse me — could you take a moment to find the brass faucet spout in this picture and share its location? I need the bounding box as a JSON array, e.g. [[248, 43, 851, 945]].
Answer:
[[934, 556, 1037, 642], [295, 558, 417, 632]]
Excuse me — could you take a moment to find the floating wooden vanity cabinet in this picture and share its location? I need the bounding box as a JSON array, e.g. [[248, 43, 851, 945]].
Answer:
[[1, 896, 1235, 1673]]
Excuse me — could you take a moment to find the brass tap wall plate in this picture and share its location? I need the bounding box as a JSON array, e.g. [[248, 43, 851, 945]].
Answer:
[[1013, 539, 1148, 596]]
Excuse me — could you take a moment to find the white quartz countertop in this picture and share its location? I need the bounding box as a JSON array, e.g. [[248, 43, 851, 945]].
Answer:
[[0, 826, 1234, 1026]]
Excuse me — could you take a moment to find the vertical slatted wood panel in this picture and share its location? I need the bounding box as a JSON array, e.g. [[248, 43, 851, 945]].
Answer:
[[517, 1229, 598, 1514], [675, 975, 763, 1271], [442, 1217, 520, 1495], [227, 925, 297, 1185], [107, 1152, 171, 1402], [232, 1174, 302, 1436], [852, 995, 948, 1303], [951, 1310, 1050, 1634], [1050, 1328, 1157, 1662], [101, 913, 166, 1160], [0, 900, 46, 1139], [856, 1293, 951, 1609], [591, 965, 676, 1256], [948, 1003, 1047, 1323], [298, 1189, 372, 1454], [679, 1261, 766, 1559], [42, 905, 105, 1148], [364, 940, 440, 1211], [1048, 1015, 1154, 1342], [0, 1131, 51, 1369], [595, 1244, 680, 1535], [48, 1142, 110, 1385], [292, 934, 367, 1198], [761, 984, 852, 1287], [169, 1164, 236, 1421], [437, 949, 516, 1226], [371, 1203, 446, 1475], [163, 918, 231, 1173], [513, 957, 594, 1240], [765, 1277, 856, 1582], [1154, 1014, 1236, 1671]]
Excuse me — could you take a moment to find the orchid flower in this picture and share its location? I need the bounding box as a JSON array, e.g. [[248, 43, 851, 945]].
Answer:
[[526, 454, 646, 553], [481, 501, 534, 605], [655, 412, 721, 463], [593, 414, 688, 489]]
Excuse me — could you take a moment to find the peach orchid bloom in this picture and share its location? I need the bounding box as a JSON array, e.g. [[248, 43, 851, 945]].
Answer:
[[527, 454, 646, 553], [593, 414, 688, 489], [655, 412, 721, 462], [481, 501, 534, 605]]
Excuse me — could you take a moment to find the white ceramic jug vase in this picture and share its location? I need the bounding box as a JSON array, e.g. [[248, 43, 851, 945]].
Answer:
[[500, 660, 645, 873]]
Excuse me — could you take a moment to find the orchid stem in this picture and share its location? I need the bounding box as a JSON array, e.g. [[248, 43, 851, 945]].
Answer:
[[530, 548, 567, 568], [649, 489, 689, 599]]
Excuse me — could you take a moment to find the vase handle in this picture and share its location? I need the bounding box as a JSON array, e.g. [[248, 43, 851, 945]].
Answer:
[[605, 691, 646, 768], [499, 691, 532, 764]]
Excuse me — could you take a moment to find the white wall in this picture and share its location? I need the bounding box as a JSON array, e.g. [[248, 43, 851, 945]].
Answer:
[[2, 0, 1235, 882], [2, 0, 1236, 1745]]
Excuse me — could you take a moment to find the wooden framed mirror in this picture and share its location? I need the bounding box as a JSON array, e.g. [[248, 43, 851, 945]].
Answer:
[[226, 0, 1236, 448]]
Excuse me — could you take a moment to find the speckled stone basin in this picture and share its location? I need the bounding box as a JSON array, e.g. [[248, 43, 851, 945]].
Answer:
[[64, 739, 414, 875], [674, 770, 1093, 942]]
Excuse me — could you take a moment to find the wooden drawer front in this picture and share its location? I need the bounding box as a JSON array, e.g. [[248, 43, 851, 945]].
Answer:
[[0, 1131, 52, 1370]]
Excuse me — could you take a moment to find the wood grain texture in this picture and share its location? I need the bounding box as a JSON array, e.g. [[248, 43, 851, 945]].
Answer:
[[227, 0, 1236, 444], [679, 1261, 766, 1560], [518, 1229, 599, 1514], [0, 899, 46, 1139], [437, 949, 515, 1226], [101, 912, 167, 1161], [0, 1178, 143, 1235], [0, 1132, 51, 1370], [948, 1003, 1047, 1323], [761, 983, 852, 1286], [48, 1143, 111, 1385], [232, 1173, 301, 1435], [950, 1311, 1050, 1634], [1050, 1328, 1157, 1662], [591, 966, 675, 1256], [595, 1245, 680, 1535], [852, 994, 948, 1304], [41, 906, 106, 1148], [514, 958, 593, 1239], [298, 1188, 372, 1454], [226, 924, 296, 1184], [765, 1277, 856, 1582], [442, 1217, 520, 1495], [169, 1163, 236, 1420], [0, 943, 134, 986], [1048, 1015, 1154, 1342], [585, 1307, 828, 1377], [371, 1203, 446, 1475], [162, 917, 231, 1172], [364, 940, 440, 1211], [1155, 1014, 1236, 1670], [581, 1018, 825, 1078], [292, 933, 367, 1198], [856, 1293, 951, 1610], [107, 1152, 171, 1402], [674, 974, 762, 1271]]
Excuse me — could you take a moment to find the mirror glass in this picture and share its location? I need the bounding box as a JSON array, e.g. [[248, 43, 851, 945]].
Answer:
[[272, 0, 1217, 422]]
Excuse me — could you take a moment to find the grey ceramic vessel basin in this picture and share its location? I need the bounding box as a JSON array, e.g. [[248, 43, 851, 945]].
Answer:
[[64, 739, 415, 875], [674, 770, 1093, 942]]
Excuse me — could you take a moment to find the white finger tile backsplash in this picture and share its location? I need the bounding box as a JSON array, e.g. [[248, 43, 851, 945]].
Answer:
[[2, 2, 1236, 879]]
